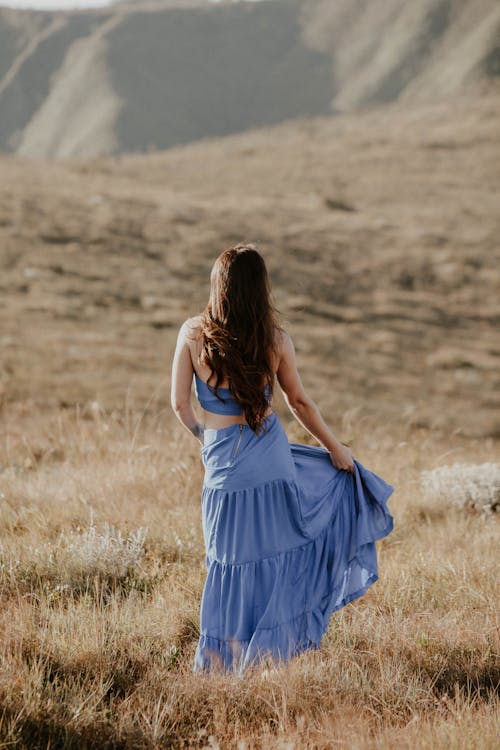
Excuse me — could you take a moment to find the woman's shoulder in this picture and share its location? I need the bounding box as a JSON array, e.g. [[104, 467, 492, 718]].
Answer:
[[273, 325, 292, 353], [178, 315, 203, 341]]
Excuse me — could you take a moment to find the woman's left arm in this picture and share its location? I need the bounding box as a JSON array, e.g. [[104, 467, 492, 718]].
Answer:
[[170, 321, 204, 444]]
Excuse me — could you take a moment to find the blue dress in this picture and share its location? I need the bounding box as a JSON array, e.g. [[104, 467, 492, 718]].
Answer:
[[192, 374, 394, 674]]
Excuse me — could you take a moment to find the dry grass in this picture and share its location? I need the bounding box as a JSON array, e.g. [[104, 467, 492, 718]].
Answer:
[[0, 399, 498, 749]]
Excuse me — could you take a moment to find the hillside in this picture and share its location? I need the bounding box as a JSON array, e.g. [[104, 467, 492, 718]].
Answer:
[[0, 0, 498, 157], [1, 85, 499, 439]]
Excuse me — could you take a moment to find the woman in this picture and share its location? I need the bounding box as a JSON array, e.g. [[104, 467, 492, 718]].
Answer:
[[171, 243, 394, 674]]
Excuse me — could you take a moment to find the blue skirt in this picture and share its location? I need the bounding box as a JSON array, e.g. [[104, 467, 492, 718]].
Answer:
[[193, 412, 394, 674]]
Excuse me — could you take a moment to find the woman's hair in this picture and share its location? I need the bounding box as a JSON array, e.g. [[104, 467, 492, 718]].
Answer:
[[198, 243, 281, 433]]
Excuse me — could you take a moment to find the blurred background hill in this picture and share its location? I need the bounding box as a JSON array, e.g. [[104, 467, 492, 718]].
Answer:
[[0, 0, 498, 157]]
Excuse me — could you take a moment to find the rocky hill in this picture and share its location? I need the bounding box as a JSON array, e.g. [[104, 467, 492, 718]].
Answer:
[[0, 0, 498, 158]]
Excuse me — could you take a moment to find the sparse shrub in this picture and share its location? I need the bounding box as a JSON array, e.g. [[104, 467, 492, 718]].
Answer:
[[323, 195, 356, 212], [420, 462, 500, 515]]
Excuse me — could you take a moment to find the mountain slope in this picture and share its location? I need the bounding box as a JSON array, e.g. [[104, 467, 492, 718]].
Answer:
[[0, 0, 498, 157], [301, 0, 500, 110]]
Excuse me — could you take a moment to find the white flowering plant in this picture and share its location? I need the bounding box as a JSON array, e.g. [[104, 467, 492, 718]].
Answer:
[[420, 462, 500, 515], [58, 510, 148, 579], [0, 509, 150, 601]]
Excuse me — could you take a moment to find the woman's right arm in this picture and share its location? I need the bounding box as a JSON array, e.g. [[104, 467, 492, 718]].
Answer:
[[170, 320, 205, 444], [276, 330, 355, 473]]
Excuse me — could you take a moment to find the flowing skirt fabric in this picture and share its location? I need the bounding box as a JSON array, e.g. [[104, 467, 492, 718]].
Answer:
[[193, 412, 394, 674]]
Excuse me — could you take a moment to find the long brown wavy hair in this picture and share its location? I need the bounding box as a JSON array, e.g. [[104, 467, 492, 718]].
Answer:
[[198, 243, 281, 433]]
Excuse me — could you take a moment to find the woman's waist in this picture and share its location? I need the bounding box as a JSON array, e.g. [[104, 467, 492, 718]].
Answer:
[[201, 412, 295, 489], [201, 406, 274, 430]]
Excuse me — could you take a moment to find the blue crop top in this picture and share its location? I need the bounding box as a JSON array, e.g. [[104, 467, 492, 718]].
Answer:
[[193, 373, 271, 416]]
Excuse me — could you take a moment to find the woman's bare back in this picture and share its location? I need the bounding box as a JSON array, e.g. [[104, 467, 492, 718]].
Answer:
[[185, 315, 280, 428]]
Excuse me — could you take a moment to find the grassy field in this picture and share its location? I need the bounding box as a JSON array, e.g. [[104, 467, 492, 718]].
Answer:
[[0, 401, 498, 748], [0, 86, 499, 747]]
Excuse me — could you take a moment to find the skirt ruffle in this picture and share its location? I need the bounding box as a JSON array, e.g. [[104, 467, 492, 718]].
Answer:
[[193, 415, 394, 674]]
